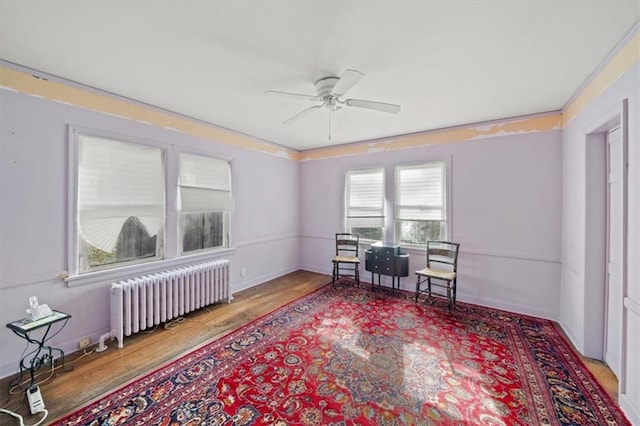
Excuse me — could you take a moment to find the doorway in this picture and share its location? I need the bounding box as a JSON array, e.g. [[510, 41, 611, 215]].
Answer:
[[604, 126, 623, 378], [583, 118, 625, 380]]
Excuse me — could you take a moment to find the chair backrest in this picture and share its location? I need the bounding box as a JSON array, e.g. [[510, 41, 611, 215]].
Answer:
[[335, 233, 359, 257], [426, 241, 460, 272]]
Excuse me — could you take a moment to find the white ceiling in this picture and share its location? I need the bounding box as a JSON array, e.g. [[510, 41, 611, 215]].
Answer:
[[1, 1, 638, 151]]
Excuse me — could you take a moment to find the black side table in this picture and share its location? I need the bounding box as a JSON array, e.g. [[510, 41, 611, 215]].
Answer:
[[364, 241, 409, 290], [6, 310, 71, 388]]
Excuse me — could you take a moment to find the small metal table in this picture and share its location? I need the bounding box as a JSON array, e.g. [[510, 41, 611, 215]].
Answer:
[[6, 310, 71, 388]]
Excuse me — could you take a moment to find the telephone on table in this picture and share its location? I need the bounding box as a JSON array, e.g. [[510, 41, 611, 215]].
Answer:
[[27, 296, 53, 321]]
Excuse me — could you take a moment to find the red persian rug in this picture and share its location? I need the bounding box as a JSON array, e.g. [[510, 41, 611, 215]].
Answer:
[[54, 282, 629, 425]]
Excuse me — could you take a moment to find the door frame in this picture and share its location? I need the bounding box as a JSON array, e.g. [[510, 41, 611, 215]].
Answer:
[[603, 125, 622, 376], [583, 100, 629, 387]]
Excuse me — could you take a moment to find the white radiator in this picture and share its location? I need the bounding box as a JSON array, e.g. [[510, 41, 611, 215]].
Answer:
[[109, 259, 231, 348]]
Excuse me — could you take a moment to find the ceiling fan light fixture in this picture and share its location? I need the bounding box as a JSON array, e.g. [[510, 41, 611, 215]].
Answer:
[[266, 69, 401, 139]]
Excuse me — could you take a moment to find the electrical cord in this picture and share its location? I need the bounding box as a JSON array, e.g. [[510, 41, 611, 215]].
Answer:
[[2, 346, 97, 421], [163, 317, 186, 331], [0, 407, 48, 426], [139, 324, 159, 334], [8, 318, 71, 393], [8, 342, 31, 389], [9, 348, 96, 395], [2, 314, 215, 421], [8, 359, 55, 396], [163, 316, 215, 331], [8, 346, 96, 395], [13, 319, 70, 368]]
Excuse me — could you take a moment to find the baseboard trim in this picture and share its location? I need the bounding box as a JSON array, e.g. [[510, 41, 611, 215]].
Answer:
[[457, 293, 558, 321], [557, 319, 584, 354], [299, 266, 557, 320], [620, 393, 640, 425], [300, 264, 332, 276], [623, 296, 640, 316], [232, 265, 300, 294]]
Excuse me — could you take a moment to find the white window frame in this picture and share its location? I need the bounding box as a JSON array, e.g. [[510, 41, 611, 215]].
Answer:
[[394, 159, 452, 248], [344, 167, 385, 241], [178, 152, 233, 255], [68, 127, 168, 276], [66, 126, 235, 286]]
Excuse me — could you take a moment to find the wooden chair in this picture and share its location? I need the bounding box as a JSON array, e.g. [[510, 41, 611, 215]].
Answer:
[[332, 233, 360, 286], [415, 241, 460, 310]]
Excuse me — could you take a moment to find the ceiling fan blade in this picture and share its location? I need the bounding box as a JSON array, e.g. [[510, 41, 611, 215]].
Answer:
[[331, 69, 364, 97], [265, 90, 319, 101], [283, 104, 323, 125], [344, 98, 401, 114]]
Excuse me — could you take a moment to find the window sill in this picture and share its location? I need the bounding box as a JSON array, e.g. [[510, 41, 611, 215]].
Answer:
[[359, 241, 426, 251], [65, 247, 236, 288], [399, 244, 428, 253]]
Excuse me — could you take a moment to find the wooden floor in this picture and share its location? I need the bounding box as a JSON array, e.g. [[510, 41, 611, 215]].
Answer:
[[0, 270, 619, 423]]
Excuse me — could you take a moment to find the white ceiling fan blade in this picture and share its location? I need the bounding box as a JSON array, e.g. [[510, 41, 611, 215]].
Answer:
[[331, 69, 364, 97], [283, 104, 323, 125], [265, 90, 319, 101], [344, 98, 401, 114]]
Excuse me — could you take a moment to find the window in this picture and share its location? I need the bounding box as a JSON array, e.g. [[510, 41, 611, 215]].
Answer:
[[71, 129, 234, 277], [345, 167, 385, 240], [178, 153, 232, 253], [395, 162, 447, 245], [76, 135, 164, 272]]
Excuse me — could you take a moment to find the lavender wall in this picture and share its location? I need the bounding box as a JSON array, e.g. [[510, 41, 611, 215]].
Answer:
[[300, 131, 563, 318], [0, 89, 300, 378]]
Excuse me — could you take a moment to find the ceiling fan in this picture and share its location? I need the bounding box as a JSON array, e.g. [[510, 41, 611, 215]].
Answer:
[[265, 69, 401, 140]]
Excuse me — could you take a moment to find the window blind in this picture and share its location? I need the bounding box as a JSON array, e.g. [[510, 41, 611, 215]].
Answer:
[[179, 153, 233, 213], [345, 167, 385, 228], [78, 135, 164, 252], [395, 162, 446, 221]]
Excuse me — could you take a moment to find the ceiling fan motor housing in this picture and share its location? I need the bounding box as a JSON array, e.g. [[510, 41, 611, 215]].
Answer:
[[315, 77, 339, 98]]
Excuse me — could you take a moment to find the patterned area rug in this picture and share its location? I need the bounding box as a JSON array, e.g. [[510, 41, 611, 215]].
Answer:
[[54, 282, 629, 425]]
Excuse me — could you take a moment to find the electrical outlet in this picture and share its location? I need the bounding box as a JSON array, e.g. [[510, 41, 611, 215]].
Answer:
[[241, 267, 246, 277], [78, 337, 91, 349]]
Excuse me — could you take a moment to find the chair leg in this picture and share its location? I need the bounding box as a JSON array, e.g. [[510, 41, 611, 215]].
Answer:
[[427, 277, 432, 301], [452, 278, 457, 308], [415, 276, 420, 303], [334, 262, 362, 287], [446, 281, 452, 311]]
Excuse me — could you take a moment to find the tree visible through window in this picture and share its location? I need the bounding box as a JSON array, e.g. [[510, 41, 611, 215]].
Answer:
[[77, 135, 164, 271], [87, 217, 157, 267], [73, 130, 235, 275], [182, 212, 224, 252], [178, 153, 232, 253], [395, 162, 447, 245]]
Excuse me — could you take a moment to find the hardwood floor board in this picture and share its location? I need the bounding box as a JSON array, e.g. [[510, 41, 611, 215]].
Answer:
[[0, 270, 620, 423], [0, 270, 330, 423], [581, 357, 619, 401]]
